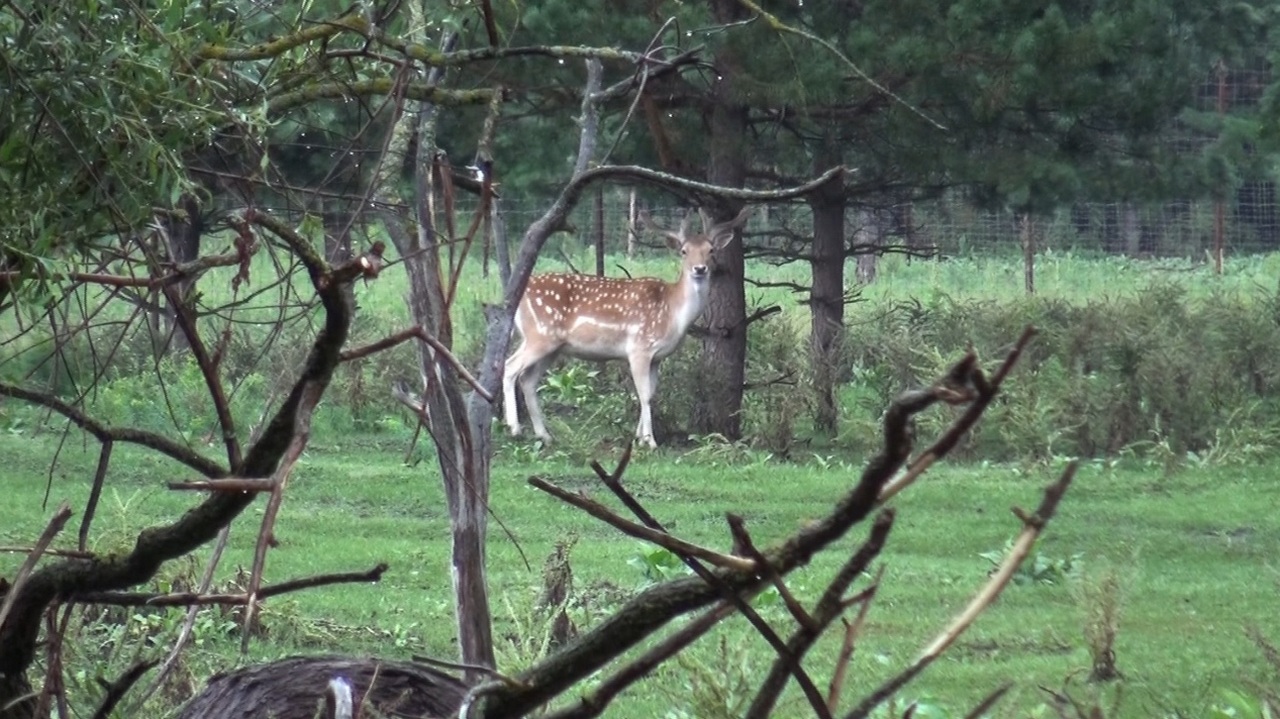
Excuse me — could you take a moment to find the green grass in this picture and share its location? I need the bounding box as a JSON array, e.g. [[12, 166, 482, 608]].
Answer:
[[1, 428, 1277, 718], [5, 246, 1280, 715]]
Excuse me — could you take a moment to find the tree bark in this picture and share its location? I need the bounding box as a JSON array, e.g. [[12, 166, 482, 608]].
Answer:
[[853, 209, 880, 285], [392, 33, 496, 674], [158, 193, 203, 355], [809, 151, 846, 436], [690, 0, 750, 439]]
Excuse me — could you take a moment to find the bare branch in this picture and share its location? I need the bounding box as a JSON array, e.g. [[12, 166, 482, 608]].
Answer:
[[0, 231, 373, 689], [240, 379, 326, 652], [90, 660, 158, 719], [0, 547, 93, 560], [481, 340, 1023, 718], [745, 512, 894, 719], [726, 514, 816, 631], [78, 441, 112, 552], [528, 477, 754, 572], [877, 326, 1037, 504], [588, 455, 834, 719], [843, 462, 1079, 719], [341, 326, 493, 402], [70, 564, 388, 607], [0, 382, 225, 478], [826, 566, 885, 713], [541, 600, 743, 719], [0, 503, 72, 631]]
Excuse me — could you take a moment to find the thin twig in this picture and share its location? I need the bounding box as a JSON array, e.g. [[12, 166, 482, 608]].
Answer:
[[78, 441, 113, 552], [827, 565, 885, 714], [91, 659, 158, 719], [168, 478, 277, 493], [341, 325, 493, 402], [540, 600, 744, 719], [0, 547, 94, 559], [0, 502, 73, 632], [726, 514, 816, 630], [132, 525, 230, 708], [240, 381, 327, 653], [744, 513, 894, 719], [528, 477, 754, 572]]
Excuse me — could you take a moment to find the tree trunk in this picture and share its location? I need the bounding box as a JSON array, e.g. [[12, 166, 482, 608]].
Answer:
[[1120, 203, 1142, 256], [380, 21, 495, 680], [158, 193, 203, 355], [403, 144, 496, 682], [690, 0, 750, 439], [808, 150, 846, 437], [853, 209, 879, 285]]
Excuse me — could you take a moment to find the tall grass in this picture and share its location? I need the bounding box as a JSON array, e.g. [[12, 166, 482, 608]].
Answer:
[[5, 243, 1280, 464]]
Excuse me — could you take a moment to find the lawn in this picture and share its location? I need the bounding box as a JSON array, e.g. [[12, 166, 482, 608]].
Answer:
[[1, 425, 1276, 718]]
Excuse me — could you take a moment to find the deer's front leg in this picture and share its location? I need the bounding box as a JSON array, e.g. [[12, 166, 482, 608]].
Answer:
[[628, 353, 658, 448]]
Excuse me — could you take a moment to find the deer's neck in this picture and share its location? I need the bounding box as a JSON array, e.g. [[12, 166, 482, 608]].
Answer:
[[666, 272, 711, 334]]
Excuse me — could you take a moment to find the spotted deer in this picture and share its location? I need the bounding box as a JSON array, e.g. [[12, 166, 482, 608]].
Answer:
[[503, 206, 752, 448]]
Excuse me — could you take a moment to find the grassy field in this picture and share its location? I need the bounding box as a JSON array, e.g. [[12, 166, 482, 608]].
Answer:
[[1, 426, 1277, 718], [4, 248, 1280, 716]]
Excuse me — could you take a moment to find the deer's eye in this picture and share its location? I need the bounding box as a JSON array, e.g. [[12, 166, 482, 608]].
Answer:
[[680, 248, 687, 256]]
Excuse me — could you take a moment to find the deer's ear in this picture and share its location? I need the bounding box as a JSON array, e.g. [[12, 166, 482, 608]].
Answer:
[[665, 233, 683, 251], [728, 205, 753, 229], [712, 229, 738, 251]]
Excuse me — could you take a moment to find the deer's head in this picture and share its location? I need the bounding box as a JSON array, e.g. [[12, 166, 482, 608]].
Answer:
[[641, 206, 752, 283]]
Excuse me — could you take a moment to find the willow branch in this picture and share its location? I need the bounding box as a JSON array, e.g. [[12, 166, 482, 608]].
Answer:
[[196, 14, 370, 61]]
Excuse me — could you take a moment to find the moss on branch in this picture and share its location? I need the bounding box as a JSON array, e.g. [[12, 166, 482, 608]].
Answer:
[[268, 80, 495, 115], [196, 14, 370, 62]]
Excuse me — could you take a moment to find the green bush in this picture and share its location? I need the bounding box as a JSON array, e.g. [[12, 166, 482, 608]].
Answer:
[[840, 281, 1280, 462]]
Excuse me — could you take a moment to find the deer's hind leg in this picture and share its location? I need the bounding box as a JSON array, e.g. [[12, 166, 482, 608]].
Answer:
[[504, 339, 560, 442]]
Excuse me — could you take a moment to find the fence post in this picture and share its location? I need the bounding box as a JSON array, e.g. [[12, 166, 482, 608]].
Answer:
[[1213, 60, 1228, 274], [594, 185, 606, 276], [1021, 212, 1035, 295]]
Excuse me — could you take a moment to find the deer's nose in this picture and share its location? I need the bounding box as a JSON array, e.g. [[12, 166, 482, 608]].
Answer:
[[692, 264, 709, 278]]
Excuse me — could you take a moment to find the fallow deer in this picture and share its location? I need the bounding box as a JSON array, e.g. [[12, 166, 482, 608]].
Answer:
[[503, 206, 752, 448]]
